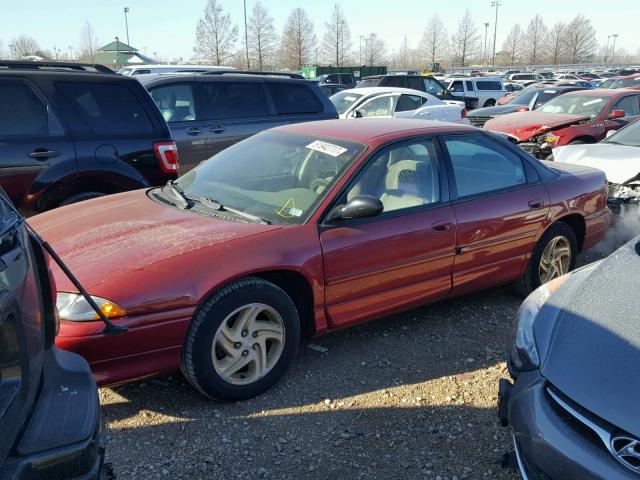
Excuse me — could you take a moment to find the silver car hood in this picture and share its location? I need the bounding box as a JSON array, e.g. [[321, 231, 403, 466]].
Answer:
[[553, 143, 640, 185]]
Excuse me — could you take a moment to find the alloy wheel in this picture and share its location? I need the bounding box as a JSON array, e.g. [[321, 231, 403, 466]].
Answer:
[[539, 235, 572, 283]]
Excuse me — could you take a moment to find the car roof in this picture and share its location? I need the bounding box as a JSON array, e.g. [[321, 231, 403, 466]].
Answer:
[[562, 88, 639, 97], [0, 68, 128, 82], [272, 118, 474, 144], [139, 72, 310, 87], [341, 87, 429, 96]]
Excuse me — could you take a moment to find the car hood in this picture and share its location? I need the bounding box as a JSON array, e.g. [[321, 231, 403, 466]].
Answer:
[[553, 143, 640, 185], [29, 189, 281, 292], [467, 105, 523, 117], [541, 239, 640, 436], [484, 111, 589, 141]]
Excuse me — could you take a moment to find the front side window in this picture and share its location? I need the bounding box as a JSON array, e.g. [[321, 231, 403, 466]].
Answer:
[[357, 95, 395, 117], [0, 82, 64, 137], [201, 82, 269, 118], [538, 95, 609, 118], [449, 81, 464, 93], [150, 84, 197, 122], [444, 134, 526, 198], [175, 131, 365, 224], [612, 96, 640, 117], [422, 77, 444, 95], [330, 91, 363, 114], [345, 139, 440, 213]]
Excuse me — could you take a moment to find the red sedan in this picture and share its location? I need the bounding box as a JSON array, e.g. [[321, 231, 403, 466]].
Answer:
[[30, 119, 612, 401]]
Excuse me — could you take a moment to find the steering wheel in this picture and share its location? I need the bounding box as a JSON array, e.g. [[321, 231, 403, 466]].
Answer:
[[310, 178, 330, 193]]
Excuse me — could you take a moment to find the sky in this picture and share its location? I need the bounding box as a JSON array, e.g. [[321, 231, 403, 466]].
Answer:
[[1, 0, 638, 62]]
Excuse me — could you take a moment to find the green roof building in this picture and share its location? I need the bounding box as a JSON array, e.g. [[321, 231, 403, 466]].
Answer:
[[81, 39, 156, 69]]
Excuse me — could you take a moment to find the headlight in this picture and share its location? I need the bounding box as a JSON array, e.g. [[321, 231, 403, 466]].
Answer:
[[57, 292, 126, 322], [539, 133, 560, 148], [509, 276, 569, 372]]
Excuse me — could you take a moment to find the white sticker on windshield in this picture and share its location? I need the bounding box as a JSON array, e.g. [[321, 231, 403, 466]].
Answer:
[[583, 99, 603, 106], [306, 140, 348, 157]]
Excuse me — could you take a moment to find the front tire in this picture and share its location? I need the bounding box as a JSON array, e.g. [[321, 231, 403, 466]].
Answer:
[[181, 277, 300, 401], [514, 222, 577, 296]]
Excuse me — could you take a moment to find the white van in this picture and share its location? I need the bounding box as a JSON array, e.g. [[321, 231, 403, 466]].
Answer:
[[118, 65, 237, 76], [446, 77, 506, 107]]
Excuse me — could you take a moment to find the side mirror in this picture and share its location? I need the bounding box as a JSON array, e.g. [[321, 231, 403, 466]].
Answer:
[[326, 195, 383, 222], [609, 109, 625, 120], [350, 109, 363, 118], [606, 129, 617, 138]]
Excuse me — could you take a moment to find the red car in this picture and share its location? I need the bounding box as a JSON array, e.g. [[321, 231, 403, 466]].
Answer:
[[485, 89, 640, 159], [30, 119, 612, 401]]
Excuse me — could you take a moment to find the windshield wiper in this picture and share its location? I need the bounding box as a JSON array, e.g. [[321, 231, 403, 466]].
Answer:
[[165, 180, 192, 209], [195, 196, 271, 225]]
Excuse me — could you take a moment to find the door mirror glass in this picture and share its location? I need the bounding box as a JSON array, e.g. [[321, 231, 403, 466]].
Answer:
[[326, 195, 383, 222], [609, 109, 626, 120], [351, 109, 363, 118]]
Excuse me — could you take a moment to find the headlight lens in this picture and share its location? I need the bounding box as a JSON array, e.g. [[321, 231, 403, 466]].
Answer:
[[509, 276, 569, 372], [540, 133, 560, 148], [57, 292, 126, 322]]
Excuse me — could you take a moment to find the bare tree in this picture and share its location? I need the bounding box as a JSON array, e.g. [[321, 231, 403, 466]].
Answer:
[[546, 22, 566, 65], [502, 24, 523, 66], [450, 9, 480, 67], [420, 15, 448, 65], [362, 32, 386, 66], [194, 0, 238, 65], [11, 35, 40, 58], [323, 3, 351, 66], [247, 1, 277, 70], [0, 39, 4, 59], [563, 15, 597, 63], [280, 7, 316, 70], [524, 15, 547, 66], [79, 21, 99, 63]]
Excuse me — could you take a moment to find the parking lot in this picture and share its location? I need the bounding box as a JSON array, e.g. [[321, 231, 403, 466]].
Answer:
[[100, 247, 607, 480]]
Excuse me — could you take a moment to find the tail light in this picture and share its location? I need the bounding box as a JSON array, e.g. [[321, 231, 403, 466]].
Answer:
[[154, 141, 179, 174], [516, 107, 530, 112], [461, 108, 468, 118]]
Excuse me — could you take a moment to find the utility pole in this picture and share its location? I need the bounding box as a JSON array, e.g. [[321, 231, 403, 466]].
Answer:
[[491, 1, 501, 67], [243, 0, 250, 70], [359, 35, 364, 65], [114, 36, 119, 69], [604, 35, 611, 65], [8, 44, 15, 59], [611, 33, 618, 66], [483, 22, 489, 68], [124, 7, 131, 46]]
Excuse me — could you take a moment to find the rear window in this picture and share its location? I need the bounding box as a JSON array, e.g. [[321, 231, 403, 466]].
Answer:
[[58, 82, 154, 135], [476, 81, 502, 91], [357, 78, 382, 88], [267, 83, 324, 114]]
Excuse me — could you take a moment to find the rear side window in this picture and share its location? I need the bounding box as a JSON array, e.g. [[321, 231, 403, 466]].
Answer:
[[201, 82, 269, 118], [0, 82, 64, 137], [58, 82, 153, 135], [267, 83, 323, 114], [476, 81, 502, 91], [383, 76, 405, 88], [406, 77, 423, 91], [395, 94, 424, 112], [150, 84, 197, 122]]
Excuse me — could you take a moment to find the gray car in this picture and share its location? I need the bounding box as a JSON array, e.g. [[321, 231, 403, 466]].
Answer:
[[140, 72, 337, 173], [499, 236, 640, 479]]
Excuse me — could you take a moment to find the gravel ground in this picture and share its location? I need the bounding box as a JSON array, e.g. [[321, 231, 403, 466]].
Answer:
[[100, 242, 618, 480]]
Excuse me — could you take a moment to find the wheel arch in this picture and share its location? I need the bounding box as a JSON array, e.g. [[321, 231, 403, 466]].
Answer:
[[554, 214, 586, 252]]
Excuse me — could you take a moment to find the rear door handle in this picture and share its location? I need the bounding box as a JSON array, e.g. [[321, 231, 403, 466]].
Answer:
[[528, 199, 545, 209], [28, 149, 59, 160], [210, 124, 225, 134], [186, 127, 204, 135], [431, 221, 452, 232]]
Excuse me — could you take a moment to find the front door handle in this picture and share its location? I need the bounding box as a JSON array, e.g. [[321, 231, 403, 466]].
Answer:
[[528, 199, 545, 209], [210, 124, 225, 134], [431, 221, 453, 232], [186, 127, 204, 135], [28, 149, 59, 160]]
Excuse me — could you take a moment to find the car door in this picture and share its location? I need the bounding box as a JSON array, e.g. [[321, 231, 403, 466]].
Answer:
[[320, 137, 456, 329], [352, 94, 397, 118], [197, 80, 272, 164], [605, 94, 640, 133], [440, 133, 550, 295], [0, 79, 75, 210], [148, 81, 209, 172]]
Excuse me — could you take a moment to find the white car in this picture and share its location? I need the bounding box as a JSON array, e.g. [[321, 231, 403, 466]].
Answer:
[[553, 119, 640, 210], [446, 76, 507, 108], [330, 87, 469, 124]]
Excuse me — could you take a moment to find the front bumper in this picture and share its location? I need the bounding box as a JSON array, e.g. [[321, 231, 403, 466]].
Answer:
[[499, 372, 638, 480]]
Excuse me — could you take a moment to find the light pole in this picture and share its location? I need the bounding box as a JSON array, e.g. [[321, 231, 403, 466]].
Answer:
[[491, 0, 501, 67], [604, 35, 611, 65], [483, 22, 489, 68], [124, 7, 131, 46], [8, 44, 15, 59], [243, 0, 250, 70], [114, 36, 119, 69], [359, 35, 364, 65], [611, 33, 618, 66]]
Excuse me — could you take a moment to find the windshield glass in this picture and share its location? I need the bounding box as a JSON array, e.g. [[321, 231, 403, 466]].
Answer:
[[175, 131, 365, 224], [330, 91, 363, 114], [605, 119, 640, 147], [538, 95, 608, 117]]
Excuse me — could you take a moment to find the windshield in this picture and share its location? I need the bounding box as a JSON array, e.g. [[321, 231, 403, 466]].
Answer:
[[602, 77, 640, 89], [175, 131, 365, 224], [538, 95, 608, 117], [330, 91, 363, 114], [605, 119, 640, 147], [510, 90, 537, 106]]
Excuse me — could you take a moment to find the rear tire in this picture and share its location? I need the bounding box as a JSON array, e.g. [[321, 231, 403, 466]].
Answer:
[[513, 222, 577, 296], [59, 192, 105, 206], [181, 277, 300, 401]]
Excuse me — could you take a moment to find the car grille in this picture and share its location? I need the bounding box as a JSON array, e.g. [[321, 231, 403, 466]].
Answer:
[[469, 116, 492, 127]]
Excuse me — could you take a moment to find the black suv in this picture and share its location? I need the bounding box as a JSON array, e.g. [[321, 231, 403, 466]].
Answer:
[[315, 73, 357, 88], [357, 74, 479, 110], [0, 61, 178, 214], [0, 190, 106, 479], [140, 72, 338, 172]]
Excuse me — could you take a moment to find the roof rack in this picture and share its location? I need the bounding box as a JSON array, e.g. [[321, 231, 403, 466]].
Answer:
[[200, 70, 304, 80], [0, 60, 114, 74]]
